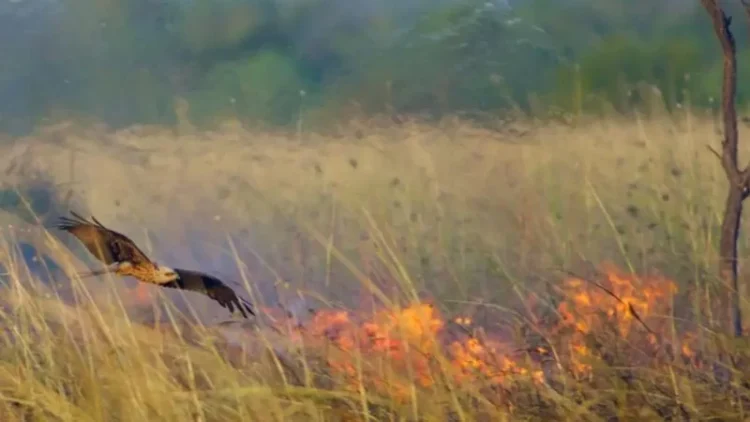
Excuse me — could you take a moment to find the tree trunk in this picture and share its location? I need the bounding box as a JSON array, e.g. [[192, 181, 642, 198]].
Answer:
[[719, 183, 744, 337], [702, 0, 747, 337]]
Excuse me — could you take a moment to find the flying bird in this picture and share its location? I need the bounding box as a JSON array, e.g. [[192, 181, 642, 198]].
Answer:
[[56, 211, 255, 318]]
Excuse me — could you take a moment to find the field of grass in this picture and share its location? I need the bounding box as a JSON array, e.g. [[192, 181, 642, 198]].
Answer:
[[0, 110, 749, 420]]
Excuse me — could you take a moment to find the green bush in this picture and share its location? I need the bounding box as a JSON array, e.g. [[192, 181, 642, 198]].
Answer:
[[691, 49, 750, 109], [174, 0, 273, 54], [320, 1, 558, 116], [552, 35, 703, 113], [186, 50, 311, 126], [5, 0, 750, 132]]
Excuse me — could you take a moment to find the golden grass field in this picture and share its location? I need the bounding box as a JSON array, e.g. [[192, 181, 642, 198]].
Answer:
[[0, 110, 749, 420]]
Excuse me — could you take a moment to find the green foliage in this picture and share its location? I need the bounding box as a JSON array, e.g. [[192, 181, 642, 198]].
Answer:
[[691, 49, 750, 109], [174, 0, 273, 55], [4, 0, 750, 131], [71, 68, 176, 127], [186, 50, 311, 126], [552, 35, 703, 113], [322, 1, 558, 116]]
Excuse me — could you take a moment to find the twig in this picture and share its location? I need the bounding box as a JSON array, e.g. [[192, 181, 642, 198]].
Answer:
[[556, 269, 657, 337], [707, 144, 723, 162]]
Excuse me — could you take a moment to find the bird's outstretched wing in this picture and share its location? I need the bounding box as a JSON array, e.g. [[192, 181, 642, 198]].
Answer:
[[56, 211, 156, 267], [164, 268, 255, 318]]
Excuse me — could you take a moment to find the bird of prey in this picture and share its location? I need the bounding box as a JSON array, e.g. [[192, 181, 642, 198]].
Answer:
[[56, 211, 255, 318]]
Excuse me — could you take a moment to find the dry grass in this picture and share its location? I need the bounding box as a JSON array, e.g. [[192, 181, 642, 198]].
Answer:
[[0, 110, 748, 420]]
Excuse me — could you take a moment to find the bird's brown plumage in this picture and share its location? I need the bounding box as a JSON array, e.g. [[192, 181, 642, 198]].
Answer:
[[57, 211, 156, 269], [56, 211, 255, 318]]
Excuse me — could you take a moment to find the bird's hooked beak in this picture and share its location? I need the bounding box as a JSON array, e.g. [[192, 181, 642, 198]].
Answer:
[[156, 265, 179, 282]]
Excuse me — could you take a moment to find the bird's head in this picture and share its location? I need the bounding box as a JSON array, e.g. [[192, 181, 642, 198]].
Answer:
[[154, 264, 179, 283]]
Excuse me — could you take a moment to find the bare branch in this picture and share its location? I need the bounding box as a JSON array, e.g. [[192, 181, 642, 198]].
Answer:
[[707, 144, 723, 162], [702, 1, 741, 180]]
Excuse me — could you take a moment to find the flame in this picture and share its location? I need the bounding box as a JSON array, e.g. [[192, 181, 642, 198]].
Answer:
[[120, 283, 153, 307], [258, 262, 697, 402], [134, 284, 152, 303], [278, 302, 543, 401], [550, 263, 681, 376]]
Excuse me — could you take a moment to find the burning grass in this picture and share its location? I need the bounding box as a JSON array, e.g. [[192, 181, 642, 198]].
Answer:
[[1, 111, 750, 419], [267, 262, 749, 419], [0, 235, 749, 420]]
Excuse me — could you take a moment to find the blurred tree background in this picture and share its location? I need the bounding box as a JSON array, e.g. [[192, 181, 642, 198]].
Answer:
[[0, 0, 747, 134]]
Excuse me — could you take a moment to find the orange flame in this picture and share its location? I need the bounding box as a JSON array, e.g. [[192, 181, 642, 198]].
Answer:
[[280, 302, 542, 400], [552, 263, 680, 376], [134, 284, 152, 303], [261, 262, 696, 401]]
